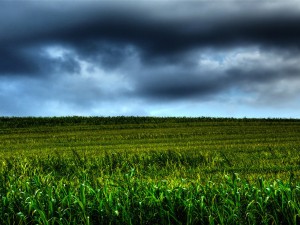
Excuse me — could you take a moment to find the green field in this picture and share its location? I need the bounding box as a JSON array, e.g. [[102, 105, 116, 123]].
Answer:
[[1, 117, 300, 224]]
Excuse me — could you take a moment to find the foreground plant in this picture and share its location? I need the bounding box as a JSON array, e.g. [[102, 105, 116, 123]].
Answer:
[[1, 156, 300, 225], [1, 117, 300, 224]]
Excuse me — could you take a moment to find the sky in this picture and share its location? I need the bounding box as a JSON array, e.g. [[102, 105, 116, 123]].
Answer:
[[1, 0, 300, 118]]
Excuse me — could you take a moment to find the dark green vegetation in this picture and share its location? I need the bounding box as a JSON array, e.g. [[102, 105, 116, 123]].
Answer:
[[1, 117, 300, 224]]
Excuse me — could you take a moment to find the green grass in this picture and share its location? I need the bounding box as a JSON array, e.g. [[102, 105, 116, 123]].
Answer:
[[1, 116, 300, 224]]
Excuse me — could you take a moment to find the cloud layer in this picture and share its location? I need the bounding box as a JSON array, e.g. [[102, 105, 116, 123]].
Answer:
[[1, 0, 300, 117]]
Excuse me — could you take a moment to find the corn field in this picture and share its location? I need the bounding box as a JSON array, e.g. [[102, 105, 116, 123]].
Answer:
[[1, 117, 300, 224]]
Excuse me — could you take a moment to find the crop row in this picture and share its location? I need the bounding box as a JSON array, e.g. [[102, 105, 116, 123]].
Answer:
[[1, 117, 300, 224], [1, 155, 300, 225]]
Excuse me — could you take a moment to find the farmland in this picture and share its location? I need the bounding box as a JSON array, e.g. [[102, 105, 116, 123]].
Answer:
[[1, 117, 300, 224]]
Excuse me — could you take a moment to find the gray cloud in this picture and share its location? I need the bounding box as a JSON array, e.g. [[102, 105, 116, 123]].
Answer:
[[0, 45, 81, 76], [1, 0, 300, 117], [130, 48, 300, 105]]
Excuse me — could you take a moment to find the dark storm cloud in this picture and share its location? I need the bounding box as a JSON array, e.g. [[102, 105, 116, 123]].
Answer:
[[37, 7, 300, 63], [134, 65, 300, 102], [0, 46, 81, 76], [1, 0, 300, 116], [134, 71, 223, 101], [2, 1, 300, 70], [0, 47, 38, 75], [132, 46, 300, 102]]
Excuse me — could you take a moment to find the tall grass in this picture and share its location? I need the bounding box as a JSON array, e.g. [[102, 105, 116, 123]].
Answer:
[[1, 152, 300, 224], [1, 117, 300, 224]]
